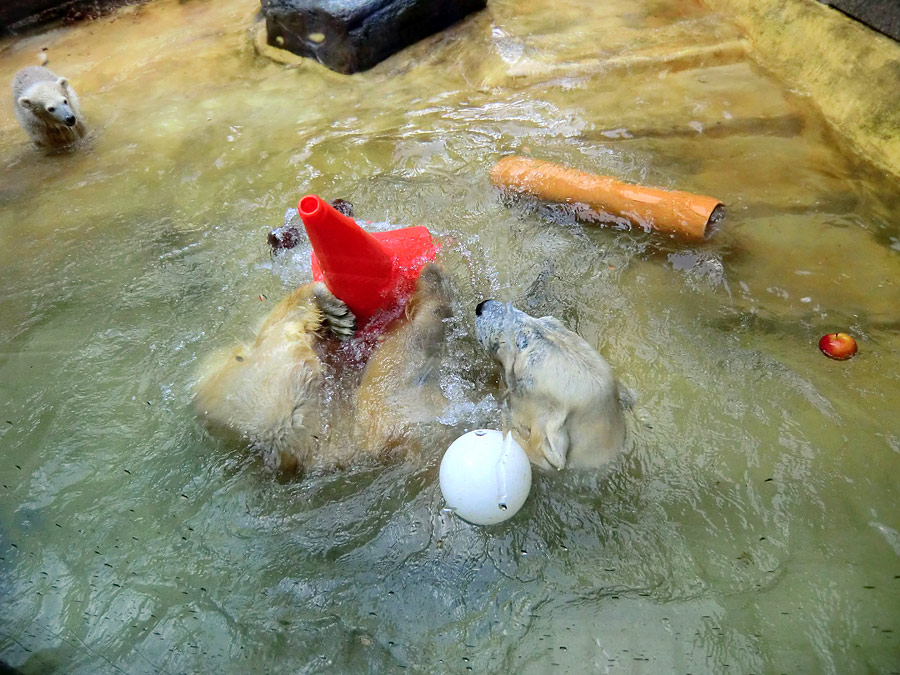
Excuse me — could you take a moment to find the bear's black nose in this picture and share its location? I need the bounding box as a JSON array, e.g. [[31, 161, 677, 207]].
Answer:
[[475, 300, 492, 316], [65, 116, 76, 126]]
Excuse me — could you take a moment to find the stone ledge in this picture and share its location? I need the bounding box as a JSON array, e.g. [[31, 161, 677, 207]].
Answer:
[[819, 0, 900, 42], [260, 0, 487, 74], [1, 0, 143, 34]]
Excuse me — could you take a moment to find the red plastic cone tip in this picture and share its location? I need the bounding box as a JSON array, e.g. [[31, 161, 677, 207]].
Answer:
[[297, 194, 438, 328]]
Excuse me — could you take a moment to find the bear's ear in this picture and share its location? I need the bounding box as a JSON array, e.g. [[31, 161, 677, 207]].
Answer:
[[57, 77, 68, 89], [540, 412, 570, 470]]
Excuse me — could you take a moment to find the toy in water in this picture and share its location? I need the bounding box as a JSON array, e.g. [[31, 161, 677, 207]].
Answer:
[[819, 332, 858, 360], [267, 225, 301, 251], [490, 155, 723, 239], [269, 199, 355, 252], [297, 194, 438, 328], [439, 429, 532, 526], [329, 199, 354, 217]]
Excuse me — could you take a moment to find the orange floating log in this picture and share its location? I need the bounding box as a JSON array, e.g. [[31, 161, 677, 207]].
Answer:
[[490, 156, 723, 239]]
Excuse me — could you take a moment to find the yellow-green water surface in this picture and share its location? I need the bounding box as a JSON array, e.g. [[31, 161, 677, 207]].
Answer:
[[1, 0, 898, 672]]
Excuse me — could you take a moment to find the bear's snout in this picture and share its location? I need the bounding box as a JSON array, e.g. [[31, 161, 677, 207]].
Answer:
[[475, 299, 492, 316], [65, 115, 76, 126]]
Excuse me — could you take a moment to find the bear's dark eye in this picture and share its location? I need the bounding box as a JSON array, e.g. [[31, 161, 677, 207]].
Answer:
[[48, 106, 55, 112], [63, 99, 68, 105]]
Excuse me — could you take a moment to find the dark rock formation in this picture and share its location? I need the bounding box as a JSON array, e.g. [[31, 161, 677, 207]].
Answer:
[[820, 0, 900, 42], [260, 0, 487, 74], [1, 0, 143, 34], [1, 0, 67, 28]]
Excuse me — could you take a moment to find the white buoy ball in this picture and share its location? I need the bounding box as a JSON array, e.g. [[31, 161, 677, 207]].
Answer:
[[439, 429, 532, 525]]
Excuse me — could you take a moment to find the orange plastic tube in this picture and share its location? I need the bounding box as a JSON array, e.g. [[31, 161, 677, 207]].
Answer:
[[490, 156, 722, 239]]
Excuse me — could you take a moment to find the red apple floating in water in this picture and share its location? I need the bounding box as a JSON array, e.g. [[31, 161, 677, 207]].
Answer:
[[818, 332, 858, 360]]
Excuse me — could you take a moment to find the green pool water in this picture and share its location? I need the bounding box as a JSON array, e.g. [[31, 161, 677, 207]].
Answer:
[[1, 0, 898, 672]]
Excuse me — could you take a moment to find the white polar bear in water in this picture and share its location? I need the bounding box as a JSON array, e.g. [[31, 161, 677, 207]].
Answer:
[[475, 299, 630, 470], [12, 66, 86, 149], [194, 264, 453, 475]]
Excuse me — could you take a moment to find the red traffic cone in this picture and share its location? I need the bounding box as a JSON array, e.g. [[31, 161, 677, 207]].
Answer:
[[297, 194, 438, 329]]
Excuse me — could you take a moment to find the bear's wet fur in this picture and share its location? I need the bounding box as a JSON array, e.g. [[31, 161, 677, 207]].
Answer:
[[194, 263, 453, 475], [12, 66, 86, 149], [193, 282, 355, 473]]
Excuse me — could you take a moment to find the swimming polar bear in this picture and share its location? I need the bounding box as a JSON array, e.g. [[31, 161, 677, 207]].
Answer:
[[12, 66, 86, 149], [475, 300, 628, 470], [354, 263, 453, 456], [193, 282, 355, 473], [194, 263, 453, 474]]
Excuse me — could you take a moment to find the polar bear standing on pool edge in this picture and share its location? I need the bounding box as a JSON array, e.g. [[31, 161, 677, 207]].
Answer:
[[12, 66, 86, 149]]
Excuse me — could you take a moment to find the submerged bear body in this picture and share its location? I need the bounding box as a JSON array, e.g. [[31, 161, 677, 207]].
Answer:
[[193, 282, 355, 473]]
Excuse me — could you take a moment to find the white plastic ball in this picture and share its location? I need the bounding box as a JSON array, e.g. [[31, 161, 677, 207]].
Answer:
[[439, 429, 532, 525]]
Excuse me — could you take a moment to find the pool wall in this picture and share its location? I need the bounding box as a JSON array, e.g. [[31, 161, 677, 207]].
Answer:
[[703, 0, 900, 177]]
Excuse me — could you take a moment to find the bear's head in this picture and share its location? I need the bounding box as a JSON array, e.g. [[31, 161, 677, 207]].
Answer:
[[19, 78, 77, 127], [475, 300, 545, 373]]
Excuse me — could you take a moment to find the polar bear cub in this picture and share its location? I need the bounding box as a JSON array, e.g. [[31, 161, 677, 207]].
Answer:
[[12, 66, 86, 149], [475, 300, 627, 470]]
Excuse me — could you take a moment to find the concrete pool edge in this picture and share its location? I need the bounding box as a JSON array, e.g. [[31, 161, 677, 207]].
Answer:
[[702, 0, 900, 178]]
